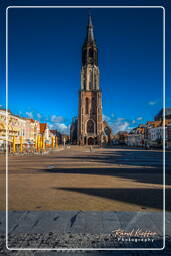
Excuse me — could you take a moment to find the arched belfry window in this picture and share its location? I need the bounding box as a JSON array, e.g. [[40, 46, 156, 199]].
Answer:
[[89, 48, 94, 58], [85, 98, 89, 114], [87, 120, 95, 133]]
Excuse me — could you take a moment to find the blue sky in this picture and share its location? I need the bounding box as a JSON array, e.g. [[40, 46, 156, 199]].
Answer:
[[0, 0, 170, 134]]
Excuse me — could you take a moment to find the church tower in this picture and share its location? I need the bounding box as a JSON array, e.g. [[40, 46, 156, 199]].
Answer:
[[78, 15, 103, 145]]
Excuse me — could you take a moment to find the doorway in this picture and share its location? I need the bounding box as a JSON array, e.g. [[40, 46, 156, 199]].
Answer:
[[88, 137, 94, 145]]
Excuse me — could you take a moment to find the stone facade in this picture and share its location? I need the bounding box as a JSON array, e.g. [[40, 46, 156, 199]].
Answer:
[[78, 15, 103, 145]]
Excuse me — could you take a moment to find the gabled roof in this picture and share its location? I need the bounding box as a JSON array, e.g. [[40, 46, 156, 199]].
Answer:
[[0, 108, 11, 113], [147, 121, 161, 127], [40, 123, 47, 134]]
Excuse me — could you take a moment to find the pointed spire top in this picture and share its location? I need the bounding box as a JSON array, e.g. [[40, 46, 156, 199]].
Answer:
[[88, 12, 93, 27], [86, 12, 94, 42]]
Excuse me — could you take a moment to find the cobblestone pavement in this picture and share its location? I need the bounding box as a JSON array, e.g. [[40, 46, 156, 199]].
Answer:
[[0, 233, 171, 256], [0, 210, 171, 255]]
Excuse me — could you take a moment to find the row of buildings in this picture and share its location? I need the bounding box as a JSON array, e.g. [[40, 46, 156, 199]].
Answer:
[[0, 108, 69, 152], [1, 107, 170, 151], [113, 108, 171, 149]]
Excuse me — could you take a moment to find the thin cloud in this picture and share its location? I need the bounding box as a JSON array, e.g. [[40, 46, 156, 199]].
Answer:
[[26, 112, 33, 119], [36, 113, 42, 119], [110, 119, 130, 134], [51, 115, 64, 123], [102, 114, 111, 122], [136, 117, 143, 121], [116, 117, 125, 121], [148, 101, 157, 106], [48, 122, 70, 134]]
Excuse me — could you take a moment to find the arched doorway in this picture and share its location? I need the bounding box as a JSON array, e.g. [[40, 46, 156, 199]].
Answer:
[[88, 137, 94, 145]]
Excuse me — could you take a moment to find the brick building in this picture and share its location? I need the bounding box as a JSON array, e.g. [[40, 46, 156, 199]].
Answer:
[[78, 15, 103, 145]]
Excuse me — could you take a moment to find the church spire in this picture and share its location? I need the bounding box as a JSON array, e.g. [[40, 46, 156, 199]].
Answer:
[[88, 14, 92, 26], [82, 13, 98, 67], [78, 13, 102, 145], [87, 14, 94, 42]]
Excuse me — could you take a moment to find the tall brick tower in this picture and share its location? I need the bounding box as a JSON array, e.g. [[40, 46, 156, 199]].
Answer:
[[78, 15, 103, 145]]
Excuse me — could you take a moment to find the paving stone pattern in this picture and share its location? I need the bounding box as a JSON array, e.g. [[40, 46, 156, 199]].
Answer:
[[0, 210, 171, 255]]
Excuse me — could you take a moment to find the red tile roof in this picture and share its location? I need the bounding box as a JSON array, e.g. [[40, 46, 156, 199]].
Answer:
[[147, 121, 161, 127], [40, 123, 47, 134]]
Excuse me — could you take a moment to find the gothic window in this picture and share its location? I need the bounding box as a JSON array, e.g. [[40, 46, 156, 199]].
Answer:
[[91, 97, 96, 114], [89, 71, 93, 90], [87, 120, 94, 133], [89, 48, 93, 57], [85, 97, 89, 114]]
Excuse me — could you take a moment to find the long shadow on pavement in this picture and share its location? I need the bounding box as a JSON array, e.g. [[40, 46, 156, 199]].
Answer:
[[54, 187, 170, 211]]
